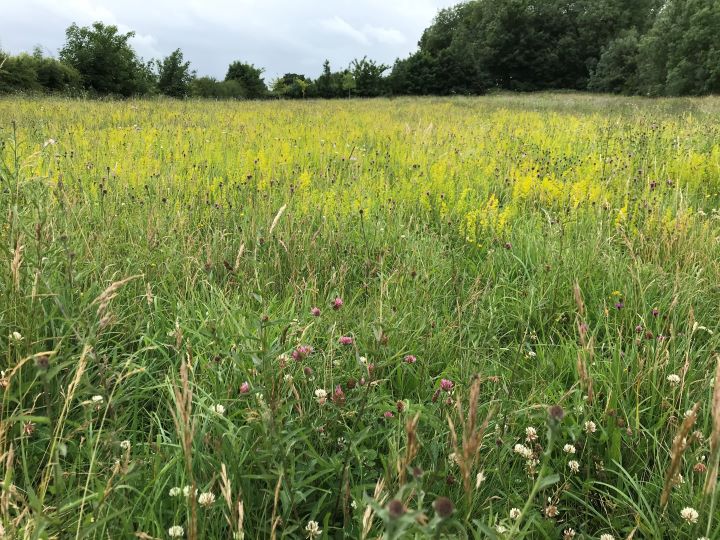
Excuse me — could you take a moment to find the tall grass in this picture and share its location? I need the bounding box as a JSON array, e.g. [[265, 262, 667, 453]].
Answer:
[[0, 94, 718, 538]]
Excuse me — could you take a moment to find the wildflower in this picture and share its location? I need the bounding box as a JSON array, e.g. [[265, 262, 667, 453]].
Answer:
[[652, 308, 659, 317], [475, 470, 486, 488], [496, 524, 508, 534], [9, 331, 23, 342], [213, 404, 225, 415], [43, 138, 56, 147], [667, 374, 681, 386], [331, 297, 343, 310], [169, 487, 181, 497], [168, 525, 184, 537], [240, 381, 250, 393], [694, 462, 707, 473], [314, 389, 327, 405], [23, 422, 36, 436], [525, 350, 537, 358], [563, 444, 576, 454], [339, 336, 353, 345], [310, 307, 321, 317], [514, 444, 533, 459], [600, 535, 615, 540], [292, 345, 313, 361], [584, 421, 597, 434], [433, 496, 454, 518], [440, 378, 454, 392], [383, 411, 394, 419], [568, 460, 580, 473], [305, 520, 322, 539], [548, 405, 565, 423], [448, 452, 459, 466], [545, 505, 558, 518], [404, 354, 417, 364], [563, 529, 576, 539], [91, 395, 104, 405], [332, 385, 346, 406], [198, 492, 215, 507], [387, 499, 406, 518], [182, 485, 197, 498], [680, 507, 699, 524], [671, 473, 684, 487], [615, 302, 624, 310], [120, 440, 131, 451], [351, 500, 358, 509], [525, 426, 538, 442], [635, 324, 644, 333], [509, 508, 521, 520]]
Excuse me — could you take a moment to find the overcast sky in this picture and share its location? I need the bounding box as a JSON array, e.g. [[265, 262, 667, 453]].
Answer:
[[2, 0, 458, 79]]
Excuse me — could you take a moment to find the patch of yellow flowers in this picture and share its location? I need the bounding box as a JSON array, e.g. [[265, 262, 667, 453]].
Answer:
[[2, 96, 719, 244]]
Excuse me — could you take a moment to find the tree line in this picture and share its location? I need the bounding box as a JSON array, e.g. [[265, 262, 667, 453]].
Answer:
[[2, 0, 719, 99]]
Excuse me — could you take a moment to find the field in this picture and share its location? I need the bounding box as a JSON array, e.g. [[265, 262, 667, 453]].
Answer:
[[1, 94, 719, 539]]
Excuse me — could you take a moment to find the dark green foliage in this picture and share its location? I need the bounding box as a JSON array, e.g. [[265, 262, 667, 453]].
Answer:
[[271, 73, 314, 98], [156, 49, 195, 98], [60, 21, 154, 96], [637, 0, 720, 96], [0, 49, 80, 94], [589, 30, 641, 95], [225, 61, 267, 99], [350, 56, 389, 97]]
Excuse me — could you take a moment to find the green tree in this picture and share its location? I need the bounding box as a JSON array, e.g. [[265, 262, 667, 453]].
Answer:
[[589, 30, 641, 94], [340, 71, 356, 98], [225, 61, 267, 99], [156, 49, 195, 98], [350, 57, 389, 97], [59, 22, 153, 96], [638, 0, 720, 96]]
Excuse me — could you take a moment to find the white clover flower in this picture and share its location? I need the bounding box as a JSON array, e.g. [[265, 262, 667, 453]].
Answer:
[[212, 404, 225, 415], [513, 444, 533, 459], [448, 452, 459, 466], [600, 534, 615, 540], [563, 529, 576, 539], [351, 500, 358, 509], [305, 520, 322, 539], [563, 444, 576, 454], [496, 524, 508, 534], [314, 389, 327, 405], [680, 507, 699, 524], [91, 395, 104, 404], [684, 409, 695, 419], [168, 525, 184, 537], [198, 491, 215, 507], [584, 421, 597, 434], [9, 331, 23, 342], [169, 487, 181, 497], [525, 426, 538, 442], [667, 374, 681, 386], [120, 440, 131, 451], [568, 460, 580, 473], [509, 507, 521, 520], [182, 485, 197, 498], [475, 470, 486, 488]]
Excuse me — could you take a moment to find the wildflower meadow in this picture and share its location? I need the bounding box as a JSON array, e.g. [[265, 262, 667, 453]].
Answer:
[[1, 94, 719, 538]]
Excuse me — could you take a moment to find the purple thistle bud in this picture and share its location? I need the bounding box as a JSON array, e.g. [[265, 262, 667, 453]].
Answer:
[[310, 307, 321, 317], [339, 336, 353, 345], [332, 297, 343, 310], [404, 354, 417, 364], [383, 411, 394, 419], [652, 308, 659, 317], [615, 302, 624, 310], [240, 381, 250, 394]]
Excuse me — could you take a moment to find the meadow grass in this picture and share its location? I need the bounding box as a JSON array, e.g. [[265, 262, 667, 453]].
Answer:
[[0, 94, 719, 539]]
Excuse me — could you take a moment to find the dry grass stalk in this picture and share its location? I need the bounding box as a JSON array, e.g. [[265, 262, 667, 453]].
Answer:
[[268, 204, 287, 236], [93, 274, 142, 328], [397, 413, 420, 486], [447, 377, 495, 498], [10, 238, 24, 291], [361, 478, 386, 540], [39, 344, 90, 499], [234, 243, 245, 271], [220, 463, 245, 539], [660, 402, 699, 508], [573, 283, 595, 403], [170, 357, 197, 540], [705, 355, 720, 496], [270, 471, 283, 540]]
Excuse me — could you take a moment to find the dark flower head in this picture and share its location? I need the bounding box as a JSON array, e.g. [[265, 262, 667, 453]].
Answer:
[[548, 405, 565, 423], [387, 499, 406, 519], [433, 496, 454, 518]]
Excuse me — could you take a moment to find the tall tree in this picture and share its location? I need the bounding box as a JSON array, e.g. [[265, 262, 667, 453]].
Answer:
[[225, 61, 267, 99], [59, 21, 153, 96], [156, 49, 195, 98]]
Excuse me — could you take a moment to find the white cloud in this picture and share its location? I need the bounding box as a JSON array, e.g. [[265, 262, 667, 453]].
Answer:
[[320, 16, 370, 45]]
